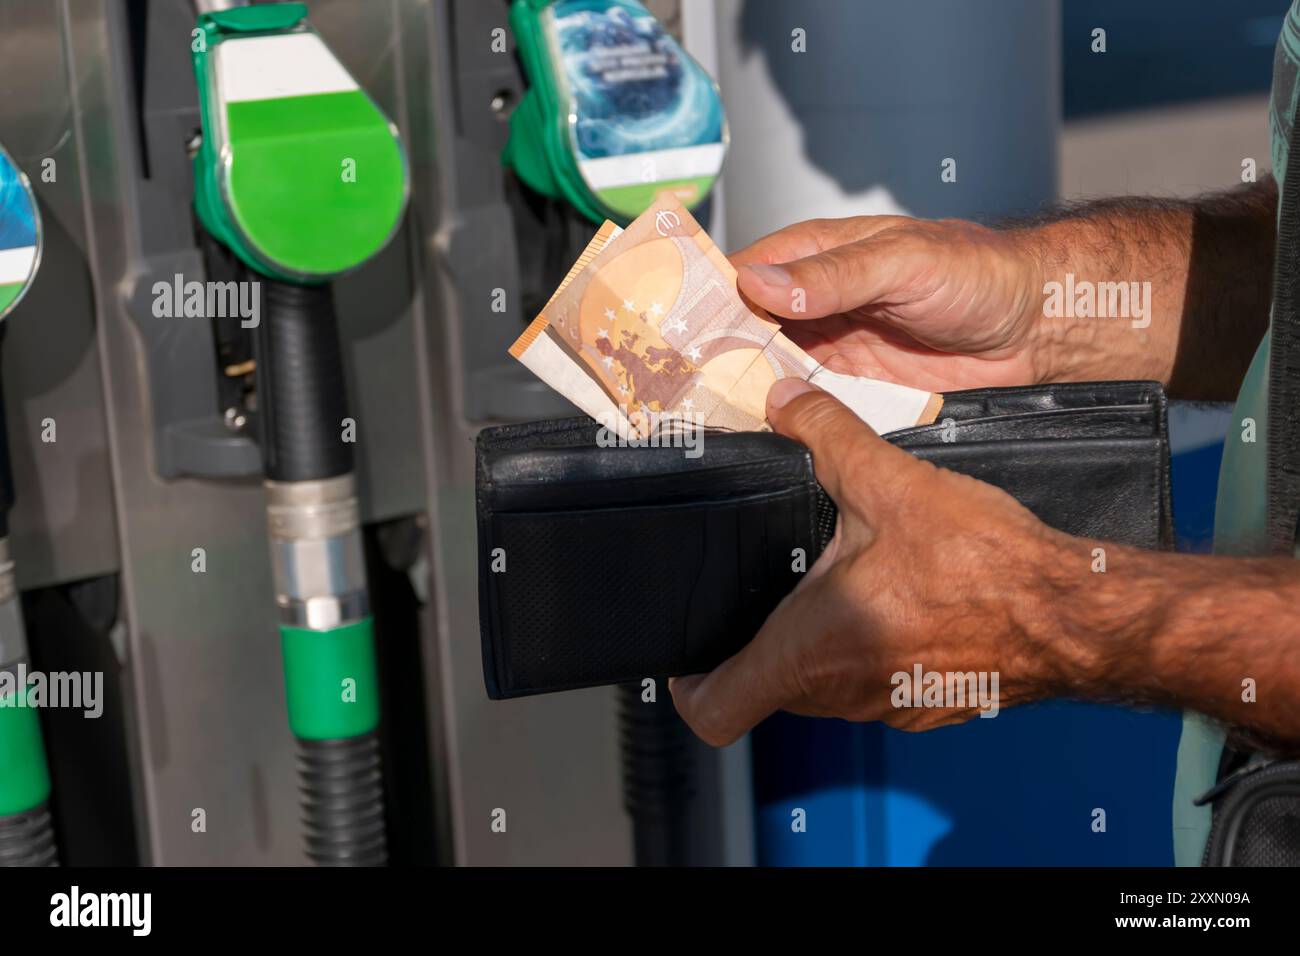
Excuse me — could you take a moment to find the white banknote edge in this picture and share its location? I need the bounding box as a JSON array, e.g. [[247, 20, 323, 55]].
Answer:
[[517, 332, 636, 438], [808, 368, 935, 435]]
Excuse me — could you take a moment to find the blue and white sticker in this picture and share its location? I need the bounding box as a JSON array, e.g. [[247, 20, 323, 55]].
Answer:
[[0, 144, 40, 320], [546, 0, 727, 217]]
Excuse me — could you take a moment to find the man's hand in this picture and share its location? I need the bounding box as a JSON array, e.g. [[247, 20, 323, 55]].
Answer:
[[731, 216, 1050, 392], [729, 181, 1279, 401], [669, 378, 1068, 745], [671, 378, 1300, 752], [674, 184, 1294, 747]]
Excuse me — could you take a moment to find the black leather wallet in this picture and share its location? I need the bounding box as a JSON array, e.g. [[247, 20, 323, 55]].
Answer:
[[476, 380, 1173, 699]]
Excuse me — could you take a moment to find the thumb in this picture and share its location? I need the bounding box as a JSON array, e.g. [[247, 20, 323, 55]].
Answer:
[[766, 378, 914, 506], [737, 237, 915, 320], [668, 577, 818, 746]]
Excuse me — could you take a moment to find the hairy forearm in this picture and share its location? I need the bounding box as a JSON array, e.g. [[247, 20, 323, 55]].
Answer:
[[1005, 179, 1278, 400], [1031, 535, 1300, 751]]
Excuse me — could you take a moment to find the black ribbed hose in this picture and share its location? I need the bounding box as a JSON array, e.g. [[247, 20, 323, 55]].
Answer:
[[0, 804, 58, 867], [258, 279, 387, 867], [254, 280, 353, 483], [297, 736, 387, 866], [618, 681, 697, 866]]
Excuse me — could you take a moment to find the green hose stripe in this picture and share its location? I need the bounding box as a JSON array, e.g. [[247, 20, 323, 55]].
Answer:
[[0, 684, 52, 816], [281, 617, 380, 740]]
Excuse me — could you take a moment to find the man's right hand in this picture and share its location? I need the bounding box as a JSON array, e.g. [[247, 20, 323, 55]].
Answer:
[[731, 216, 1051, 392], [730, 180, 1280, 401]]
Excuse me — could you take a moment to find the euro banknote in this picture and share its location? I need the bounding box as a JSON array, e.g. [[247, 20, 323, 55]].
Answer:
[[510, 196, 942, 439]]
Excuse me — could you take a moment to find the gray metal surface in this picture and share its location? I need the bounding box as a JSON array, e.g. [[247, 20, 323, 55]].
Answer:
[[0, 0, 737, 867], [0, 0, 118, 591], [55, 0, 300, 862], [396, 0, 759, 865], [398, 0, 633, 866]]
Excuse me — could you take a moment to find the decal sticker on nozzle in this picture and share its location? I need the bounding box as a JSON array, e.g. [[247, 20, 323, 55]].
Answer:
[[0, 145, 40, 321], [548, 0, 727, 218]]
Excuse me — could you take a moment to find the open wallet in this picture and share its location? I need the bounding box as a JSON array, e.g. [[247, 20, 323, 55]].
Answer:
[[475, 380, 1174, 699]]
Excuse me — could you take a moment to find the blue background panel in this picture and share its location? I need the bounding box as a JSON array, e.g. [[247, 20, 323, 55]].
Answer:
[[754, 704, 1180, 866]]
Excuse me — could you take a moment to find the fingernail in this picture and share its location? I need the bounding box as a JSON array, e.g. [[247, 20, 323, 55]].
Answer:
[[742, 262, 793, 286], [768, 377, 818, 409]]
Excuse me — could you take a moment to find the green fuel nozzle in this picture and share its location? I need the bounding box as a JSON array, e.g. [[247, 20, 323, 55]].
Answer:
[[191, 2, 407, 865], [503, 0, 729, 224], [191, 2, 408, 283]]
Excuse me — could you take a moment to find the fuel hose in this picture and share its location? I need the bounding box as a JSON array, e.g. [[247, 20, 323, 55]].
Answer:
[[0, 384, 58, 867], [257, 279, 386, 866]]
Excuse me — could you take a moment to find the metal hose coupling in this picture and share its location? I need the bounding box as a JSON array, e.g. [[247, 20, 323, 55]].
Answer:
[[266, 474, 369, 630]]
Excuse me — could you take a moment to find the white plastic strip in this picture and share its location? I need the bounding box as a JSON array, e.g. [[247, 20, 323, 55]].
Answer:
[[579, 143, 726, 190], [214, 32, 357, 104], [0, 246, 35, 285]]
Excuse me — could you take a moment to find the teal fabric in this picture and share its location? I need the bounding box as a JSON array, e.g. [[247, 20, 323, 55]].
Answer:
[[1170, 0, 1300, 865], [1172, 336, 1269, 864]]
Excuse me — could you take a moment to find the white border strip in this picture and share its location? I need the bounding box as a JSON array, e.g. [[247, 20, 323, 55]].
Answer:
[[215, 32, 357, 104], [579, 143, 725, 190], [0, 246, 36, 285]]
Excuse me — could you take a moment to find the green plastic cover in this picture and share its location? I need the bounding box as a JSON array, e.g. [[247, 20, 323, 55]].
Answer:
[[280, 618, 380, 740], [191, 2, 409, 282], [504, 0, 728, 224], [0, 684, 52, 816]]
